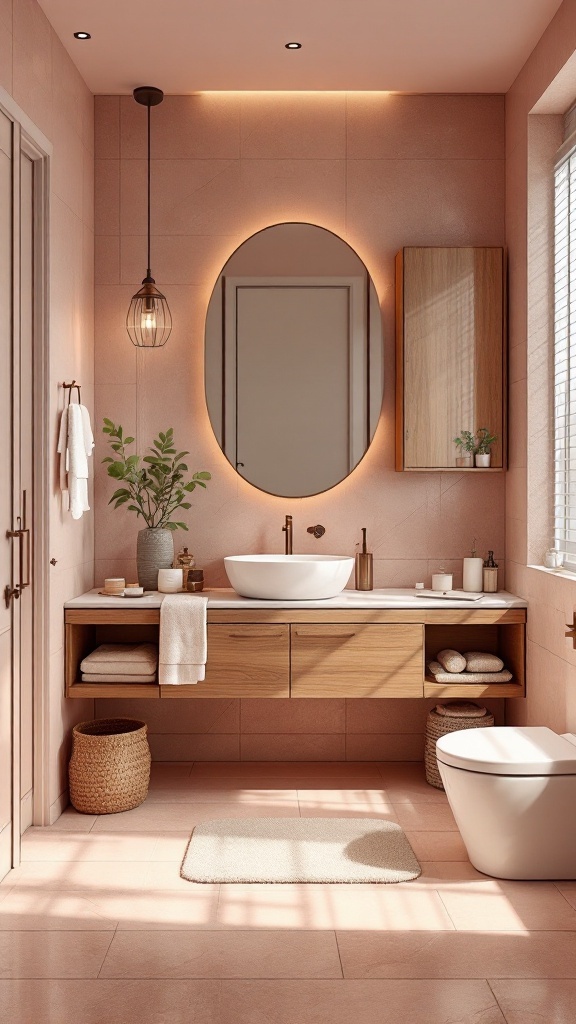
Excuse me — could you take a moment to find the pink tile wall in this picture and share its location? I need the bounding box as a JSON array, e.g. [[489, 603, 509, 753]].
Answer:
[[505, 0, 576, 732], [3, 0, 96, 816], [94, 92, 506, 591], [94, 697, 505, 762], [94, 92, 506, 759]]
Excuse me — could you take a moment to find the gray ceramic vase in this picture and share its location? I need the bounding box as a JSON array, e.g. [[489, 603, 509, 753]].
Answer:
[[137, 528, 174, 591]]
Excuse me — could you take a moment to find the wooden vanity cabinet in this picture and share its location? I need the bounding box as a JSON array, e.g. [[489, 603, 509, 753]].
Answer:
[[291, 624, 423, 698], [396, 246, 505, 471], [64, 606, 526, 700], [161, 624, 290, 698]]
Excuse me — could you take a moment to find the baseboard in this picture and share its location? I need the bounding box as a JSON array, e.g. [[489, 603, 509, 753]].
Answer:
[[49, 789, 69, 825]]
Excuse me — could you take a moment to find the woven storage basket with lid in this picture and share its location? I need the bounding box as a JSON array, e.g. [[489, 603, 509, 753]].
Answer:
[[69, 718, 151, 814], [425, 702, 494, 789]]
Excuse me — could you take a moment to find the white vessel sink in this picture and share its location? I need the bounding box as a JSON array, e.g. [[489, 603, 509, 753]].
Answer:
[[224, 554, 355, 601]]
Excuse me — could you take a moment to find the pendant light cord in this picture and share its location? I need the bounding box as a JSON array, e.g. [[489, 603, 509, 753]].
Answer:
[[147, 101, 151, 278]]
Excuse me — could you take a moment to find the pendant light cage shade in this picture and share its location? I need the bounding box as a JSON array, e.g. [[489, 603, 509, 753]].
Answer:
[[126, 279, 172, 348], [127, 85, 171, 348]]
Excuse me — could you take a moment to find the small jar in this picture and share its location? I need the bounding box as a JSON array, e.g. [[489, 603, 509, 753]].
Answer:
[[544, 548, 563, 569], [175, 546, 195, 588], [187, 569, 204, 592], [158, 568, 183, 593], [432, 572, 452, 592]]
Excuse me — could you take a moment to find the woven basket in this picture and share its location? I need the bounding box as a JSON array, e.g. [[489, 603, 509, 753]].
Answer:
[[425, 702, 494, 790], [69, 718, 151, 814]]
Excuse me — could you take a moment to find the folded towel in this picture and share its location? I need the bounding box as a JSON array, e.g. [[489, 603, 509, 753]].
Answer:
[[81, 666, 157, 679], [81, 672, 157, 683], [428, 661, 512, 683], [463, 651, 504, 672], [159, 593, 208, 685], [436, 649, 467, 673], [80, 643, 158, 675]]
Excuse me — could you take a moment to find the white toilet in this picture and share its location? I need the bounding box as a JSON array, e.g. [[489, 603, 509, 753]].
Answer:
[[436, 726, 576, 879]]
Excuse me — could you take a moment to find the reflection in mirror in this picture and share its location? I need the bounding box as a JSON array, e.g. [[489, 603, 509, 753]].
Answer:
[[205, 223, 383, 497]]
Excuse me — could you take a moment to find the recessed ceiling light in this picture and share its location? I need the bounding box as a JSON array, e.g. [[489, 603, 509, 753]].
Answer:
[[74, 31, 91, 40], [285, 42, 302, 49]]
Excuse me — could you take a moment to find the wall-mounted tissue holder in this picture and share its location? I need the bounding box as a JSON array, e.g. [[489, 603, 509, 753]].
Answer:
[[566, 613, 576, 648]]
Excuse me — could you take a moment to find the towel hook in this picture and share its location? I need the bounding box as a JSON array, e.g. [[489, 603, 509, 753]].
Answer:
[[62, 380, 81, 404]]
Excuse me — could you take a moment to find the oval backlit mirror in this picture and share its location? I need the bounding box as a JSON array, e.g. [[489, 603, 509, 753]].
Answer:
[[205, 222, 383, 497]]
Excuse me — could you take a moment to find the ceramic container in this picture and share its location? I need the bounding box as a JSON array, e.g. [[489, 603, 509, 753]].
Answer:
[[157, 568, 183, 593], [136, 528, 174, 591], [104, 577, 125, 595], [463, 557, 484, 592], [432, 572, 453, 591]]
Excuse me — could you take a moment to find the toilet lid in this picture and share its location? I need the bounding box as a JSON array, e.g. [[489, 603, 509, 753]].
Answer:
[[436, 726, 576, 775]]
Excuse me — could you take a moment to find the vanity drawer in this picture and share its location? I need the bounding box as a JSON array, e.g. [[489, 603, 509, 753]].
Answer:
[[290, 624, 424, 698], [161, 623, 290, 698]]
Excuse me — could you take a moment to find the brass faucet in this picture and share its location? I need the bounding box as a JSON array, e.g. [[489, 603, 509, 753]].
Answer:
[[282, 514, 293, 555]]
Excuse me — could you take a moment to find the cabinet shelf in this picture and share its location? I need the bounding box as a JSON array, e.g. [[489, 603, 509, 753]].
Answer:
[[424, 677, 524, 699], [68, 682, 159, 699], [402, 467, 505, 473]]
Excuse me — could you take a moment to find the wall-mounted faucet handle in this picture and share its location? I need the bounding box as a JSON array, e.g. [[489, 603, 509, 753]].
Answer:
[[307, 524, 326, 539]]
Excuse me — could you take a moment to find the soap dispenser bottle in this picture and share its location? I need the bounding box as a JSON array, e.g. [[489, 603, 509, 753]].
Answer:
[[483, 551, 499, 593], [355, 528, 373, 591]]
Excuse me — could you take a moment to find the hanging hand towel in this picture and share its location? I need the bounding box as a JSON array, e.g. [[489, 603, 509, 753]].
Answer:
[[81, 405, 94, 457], [58, 402, 94, 520], [68, 403, 90, 519], [159, 593, 208, 685], [56, 406, 70, 511]]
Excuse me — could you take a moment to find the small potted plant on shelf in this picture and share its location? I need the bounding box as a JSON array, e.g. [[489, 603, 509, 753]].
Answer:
[[102, 420, 211, 590], [453, 430, 476, 468], [474, 428, 498, 468]]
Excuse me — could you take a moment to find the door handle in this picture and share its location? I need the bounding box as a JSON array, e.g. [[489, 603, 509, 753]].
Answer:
[[4, 490, 31, 607]]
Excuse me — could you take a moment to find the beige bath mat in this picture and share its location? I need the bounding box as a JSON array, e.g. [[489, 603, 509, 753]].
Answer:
[[181, 817, 421, 883]]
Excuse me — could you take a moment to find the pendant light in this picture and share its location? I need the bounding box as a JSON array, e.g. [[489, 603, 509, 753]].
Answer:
[[126, 86, 172, 348]]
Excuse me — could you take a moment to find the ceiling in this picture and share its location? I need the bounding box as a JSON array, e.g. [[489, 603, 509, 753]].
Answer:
[[38, 0, 564, 95]]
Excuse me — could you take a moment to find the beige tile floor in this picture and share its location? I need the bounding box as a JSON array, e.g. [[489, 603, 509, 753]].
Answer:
[[1, 760, 576, 1022]]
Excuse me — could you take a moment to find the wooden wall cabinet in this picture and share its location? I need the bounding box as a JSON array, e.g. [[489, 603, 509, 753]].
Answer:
[[396, 247, 505, 471]]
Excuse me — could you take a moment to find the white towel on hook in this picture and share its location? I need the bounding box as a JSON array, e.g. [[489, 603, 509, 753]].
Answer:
[[57, 405, 70, 511], [68, 403, 88, 481], [159, 594, 208, 685], [58, 402, 94, 519]]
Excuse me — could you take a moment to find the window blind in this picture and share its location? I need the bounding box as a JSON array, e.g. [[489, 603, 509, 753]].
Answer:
[[554, 141, 576, 567]]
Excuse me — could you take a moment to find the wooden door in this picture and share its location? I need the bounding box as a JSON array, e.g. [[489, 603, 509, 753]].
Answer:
[[17, 150, 35, 834], [0, 108, 13, 880], [0, 113, 42, 878]]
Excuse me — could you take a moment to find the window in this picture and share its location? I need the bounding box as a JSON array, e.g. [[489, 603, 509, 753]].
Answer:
[[554, 107, 576, 568]]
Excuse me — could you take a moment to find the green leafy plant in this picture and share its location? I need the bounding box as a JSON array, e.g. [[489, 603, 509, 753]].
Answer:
[[102, 420, 210, 531], [474, 427, 498, 454], [453, 430, 476, 454]]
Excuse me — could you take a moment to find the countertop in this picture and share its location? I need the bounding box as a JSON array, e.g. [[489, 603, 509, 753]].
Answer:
[[65, 588, 527, 610]]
